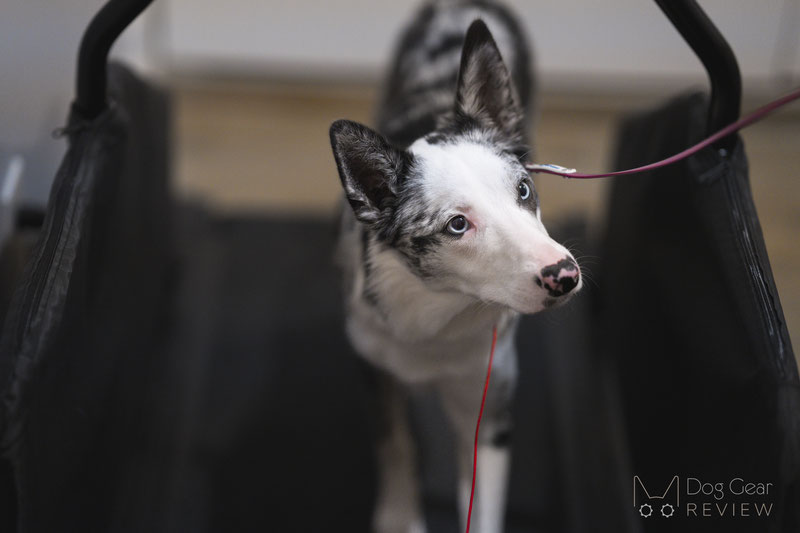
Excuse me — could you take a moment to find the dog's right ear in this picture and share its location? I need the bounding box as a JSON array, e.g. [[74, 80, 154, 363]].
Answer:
[[329, 119, 412, 225]]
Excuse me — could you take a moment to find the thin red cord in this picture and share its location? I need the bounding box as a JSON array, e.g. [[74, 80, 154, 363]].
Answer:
[[465, 325, 498, 533]]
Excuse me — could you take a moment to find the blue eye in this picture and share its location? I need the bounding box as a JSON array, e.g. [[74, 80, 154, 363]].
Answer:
[[446, 215, 469, 235], [518, 181, 531, 200]]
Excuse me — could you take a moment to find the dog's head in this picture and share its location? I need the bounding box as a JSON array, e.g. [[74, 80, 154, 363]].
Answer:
[[330, 20, 581, 314]]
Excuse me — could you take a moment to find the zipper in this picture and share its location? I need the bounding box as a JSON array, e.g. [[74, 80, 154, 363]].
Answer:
[[12, 142, 84, 348]]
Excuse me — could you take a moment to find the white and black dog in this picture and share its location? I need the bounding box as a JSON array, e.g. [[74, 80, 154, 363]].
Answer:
[[329, 1, 581, 532]]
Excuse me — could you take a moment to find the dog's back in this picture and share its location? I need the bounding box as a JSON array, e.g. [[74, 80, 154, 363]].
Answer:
[[377, 0, 533, 148]]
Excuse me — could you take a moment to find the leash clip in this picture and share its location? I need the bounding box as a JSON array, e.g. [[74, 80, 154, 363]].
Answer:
[[526, 163, 577, 175]]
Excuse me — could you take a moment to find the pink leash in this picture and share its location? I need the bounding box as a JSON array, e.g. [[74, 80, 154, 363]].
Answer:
[[526, 87, 800, 179]]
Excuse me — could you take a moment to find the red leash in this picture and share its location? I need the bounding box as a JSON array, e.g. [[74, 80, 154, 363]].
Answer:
[[465, 325, 498, 533], [526, 86, 800, 179]]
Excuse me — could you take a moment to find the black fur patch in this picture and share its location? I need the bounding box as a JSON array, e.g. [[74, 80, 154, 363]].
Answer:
[[410, 234, 441, 256], [427, 33, 465, 60]]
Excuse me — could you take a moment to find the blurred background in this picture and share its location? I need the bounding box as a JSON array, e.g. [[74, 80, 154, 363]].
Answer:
[[1, 0, 798, 346]]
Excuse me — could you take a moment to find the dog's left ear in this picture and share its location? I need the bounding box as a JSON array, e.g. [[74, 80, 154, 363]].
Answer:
[[329, 119, 412, 225], [455, 19, 525, 143]]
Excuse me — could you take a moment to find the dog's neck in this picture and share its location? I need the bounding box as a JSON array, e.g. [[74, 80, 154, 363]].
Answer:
[[359, 239, 511, 343]]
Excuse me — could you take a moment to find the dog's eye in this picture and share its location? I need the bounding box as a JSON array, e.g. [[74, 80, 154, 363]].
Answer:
[[446, 215, 469, 235], [518, 181, 531, 201]]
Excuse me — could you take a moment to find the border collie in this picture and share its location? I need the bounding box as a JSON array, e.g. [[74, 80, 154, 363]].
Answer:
[[329, 2, 581, 531]]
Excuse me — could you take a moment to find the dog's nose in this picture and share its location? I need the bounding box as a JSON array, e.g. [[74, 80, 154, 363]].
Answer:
[[535, 257, 580, 297]]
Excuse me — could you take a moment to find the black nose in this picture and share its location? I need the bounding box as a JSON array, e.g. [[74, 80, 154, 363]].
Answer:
[[536, 258, 580, 297]]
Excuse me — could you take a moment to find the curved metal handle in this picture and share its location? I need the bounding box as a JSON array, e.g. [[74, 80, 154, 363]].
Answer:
[[73, 0, 154, 120], [654, 0, 741, 152]]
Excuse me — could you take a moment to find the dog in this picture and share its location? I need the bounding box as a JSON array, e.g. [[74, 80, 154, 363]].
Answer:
[[329, 2, 582, 531]]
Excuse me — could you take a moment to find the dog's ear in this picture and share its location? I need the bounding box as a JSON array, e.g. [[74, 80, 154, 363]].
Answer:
[[455, 19, 525, 142], [330, 119, 411, 225]]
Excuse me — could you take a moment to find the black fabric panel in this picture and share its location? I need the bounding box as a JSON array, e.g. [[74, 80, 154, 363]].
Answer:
[[600, 92, 800, 532], [156, 210, 377, 533], [0, 63, 173, 531]]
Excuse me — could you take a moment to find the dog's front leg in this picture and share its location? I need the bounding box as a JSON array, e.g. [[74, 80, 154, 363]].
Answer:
[[454, 424, 511, 533], [472, 439, 511, 533], [441, 364, 514, 533], [373, 374, 426, 533]]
